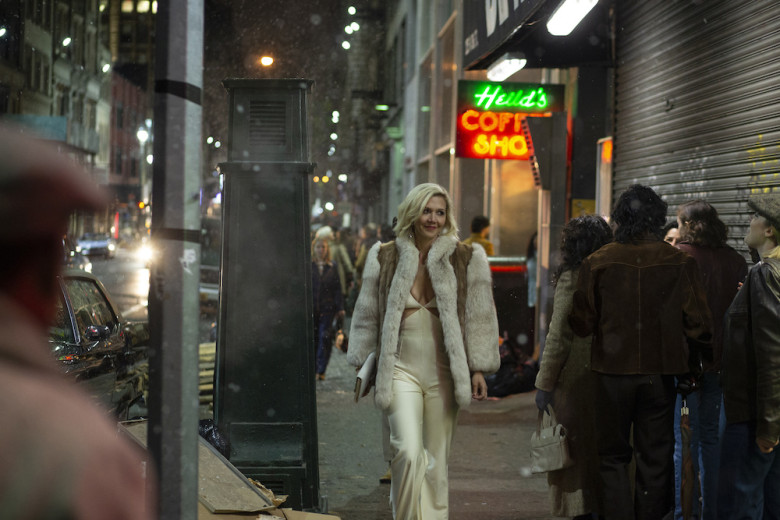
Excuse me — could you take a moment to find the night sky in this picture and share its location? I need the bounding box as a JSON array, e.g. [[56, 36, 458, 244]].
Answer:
[[203, 0, 350, 168]]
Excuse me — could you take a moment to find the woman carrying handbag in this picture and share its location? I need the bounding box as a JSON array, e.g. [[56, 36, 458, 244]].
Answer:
[[534, 215, 613, 519], [347, 183, 500, 520]]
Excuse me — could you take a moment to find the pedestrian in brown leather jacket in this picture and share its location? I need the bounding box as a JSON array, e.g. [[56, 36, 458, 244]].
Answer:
[[568, 184, 712, 520], [718, 192, 780, 519]]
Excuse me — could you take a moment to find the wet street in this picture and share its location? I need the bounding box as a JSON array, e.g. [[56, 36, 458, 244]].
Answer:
[[90, 248, 150, 321], [316, 351, 556, 520]]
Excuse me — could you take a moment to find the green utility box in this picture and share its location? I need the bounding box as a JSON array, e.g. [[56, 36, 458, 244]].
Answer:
[[215, 79, 319, 511]]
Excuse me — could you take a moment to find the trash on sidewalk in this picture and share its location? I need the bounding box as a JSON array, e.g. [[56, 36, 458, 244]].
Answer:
[[120, 420, 340, 519]]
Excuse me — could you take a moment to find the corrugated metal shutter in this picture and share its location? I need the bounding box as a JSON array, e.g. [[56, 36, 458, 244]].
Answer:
[[613, 0, 780, 255]]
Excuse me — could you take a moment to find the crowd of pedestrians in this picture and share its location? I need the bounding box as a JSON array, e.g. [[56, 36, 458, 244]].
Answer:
[[534, 185, 779, 520], [332, 180, 779, 520], [0, 118, 777, 520]]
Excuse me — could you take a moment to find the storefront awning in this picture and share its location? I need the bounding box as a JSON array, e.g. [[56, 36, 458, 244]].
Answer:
[[463, 0, 613, 71]]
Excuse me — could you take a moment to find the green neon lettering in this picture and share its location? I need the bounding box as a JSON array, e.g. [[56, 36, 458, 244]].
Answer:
[[473, 84, 552, 111], [475, 85, 499, 110], [537, 88, 548, 108], [520, 90, 536, 107]]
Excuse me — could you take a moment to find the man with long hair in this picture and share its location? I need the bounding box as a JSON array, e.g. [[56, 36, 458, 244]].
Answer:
[[568, 184, 712, 520]]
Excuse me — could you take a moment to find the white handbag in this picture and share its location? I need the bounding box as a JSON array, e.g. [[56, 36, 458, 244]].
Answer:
[[353, 352, 376, 402], [530, 405, 575, 473]]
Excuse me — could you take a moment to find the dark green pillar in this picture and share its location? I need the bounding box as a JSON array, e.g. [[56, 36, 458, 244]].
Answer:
[[215, 79, 319, 511]]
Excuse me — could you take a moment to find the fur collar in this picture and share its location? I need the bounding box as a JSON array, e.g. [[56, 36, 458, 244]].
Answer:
[[394, 233, 458, 265]]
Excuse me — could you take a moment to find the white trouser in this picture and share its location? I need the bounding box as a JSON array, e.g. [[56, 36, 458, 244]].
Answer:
[[386, 307, 458, 520]]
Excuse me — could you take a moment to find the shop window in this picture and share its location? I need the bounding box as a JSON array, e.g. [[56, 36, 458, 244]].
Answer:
[[417, 51, 433, 158], [435, 152, 450, 190], [435, 21, 455, 150], [437, 0, 454, 32], [418, 1, 432, 60]]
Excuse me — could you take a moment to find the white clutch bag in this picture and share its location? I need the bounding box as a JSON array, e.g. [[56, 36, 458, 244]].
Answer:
[[354, 352, 376, 402]]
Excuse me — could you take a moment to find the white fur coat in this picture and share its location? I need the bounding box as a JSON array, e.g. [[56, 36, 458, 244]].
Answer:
[[347, 234, 500, 410]]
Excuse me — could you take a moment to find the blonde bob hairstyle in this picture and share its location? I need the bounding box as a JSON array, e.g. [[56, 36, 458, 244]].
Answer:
[[393, 183, 459, 239], [311, 237, 332, 262]]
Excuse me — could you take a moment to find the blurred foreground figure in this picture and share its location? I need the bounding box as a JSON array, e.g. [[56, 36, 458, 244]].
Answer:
[[0, 125, 156, 519]]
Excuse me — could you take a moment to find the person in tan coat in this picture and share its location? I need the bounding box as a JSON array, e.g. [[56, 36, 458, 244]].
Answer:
[[535, 215, 612, 519], [0, 125, 155, 519]]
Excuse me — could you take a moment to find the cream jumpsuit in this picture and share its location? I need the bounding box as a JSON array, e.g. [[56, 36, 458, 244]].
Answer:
[[387, 293, 459, 520]]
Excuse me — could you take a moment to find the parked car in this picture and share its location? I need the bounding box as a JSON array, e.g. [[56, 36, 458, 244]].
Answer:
[[49, 270, 150, 419], [76, 232, 117, 259], [62, 237, 92, 272]]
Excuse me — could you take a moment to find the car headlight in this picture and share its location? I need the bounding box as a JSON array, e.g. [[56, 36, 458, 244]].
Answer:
[[108, 243, 116, 251], [75, 245, 82, 252], [138, 244, 154, 263]]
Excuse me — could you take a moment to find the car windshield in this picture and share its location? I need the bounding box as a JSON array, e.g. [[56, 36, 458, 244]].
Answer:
[[49, 295, 75, 345], [80, 233, 108, 241]]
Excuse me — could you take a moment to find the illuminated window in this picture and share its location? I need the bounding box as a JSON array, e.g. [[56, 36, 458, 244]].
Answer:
[[121, 0, 134, 13], [137, 0, 150, 13], [152, 1, 158, 13]]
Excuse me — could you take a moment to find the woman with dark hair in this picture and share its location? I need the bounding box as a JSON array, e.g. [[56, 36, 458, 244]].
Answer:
[[535, 216, 612, 519], [671, 200, 747, 520]]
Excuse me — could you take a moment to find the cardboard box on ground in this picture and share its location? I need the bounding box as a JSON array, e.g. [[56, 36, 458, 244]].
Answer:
[[120, 421, 339, 520]]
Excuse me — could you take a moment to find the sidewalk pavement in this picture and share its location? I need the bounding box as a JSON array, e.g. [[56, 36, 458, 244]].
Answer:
[[316, 350, 558, 520]]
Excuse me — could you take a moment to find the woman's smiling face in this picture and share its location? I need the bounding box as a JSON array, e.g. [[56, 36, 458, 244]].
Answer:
[[414, 195, 447, 243]]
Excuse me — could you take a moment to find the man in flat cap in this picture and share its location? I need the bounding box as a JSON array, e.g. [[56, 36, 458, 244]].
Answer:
[[0, 125, 155, 519], [718, 192, 780, 519]]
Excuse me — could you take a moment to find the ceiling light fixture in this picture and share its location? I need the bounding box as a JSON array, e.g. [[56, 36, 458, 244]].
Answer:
[[547, 0, 599, 36], [486, 52, 527, 82]]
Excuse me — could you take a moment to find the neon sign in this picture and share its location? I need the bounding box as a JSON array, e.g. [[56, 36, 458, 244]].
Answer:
[[473, 85, 549, 111], [456, 80, 564, 160]]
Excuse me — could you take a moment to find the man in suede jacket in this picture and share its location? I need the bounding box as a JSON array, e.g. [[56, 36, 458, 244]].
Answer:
[[568, 185, 712, 520]]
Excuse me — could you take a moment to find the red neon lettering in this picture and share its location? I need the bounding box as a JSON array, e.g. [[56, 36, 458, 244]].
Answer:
[[510, 135, 528, 156], [479, 111, 498, 132], [499, 112, 513, 132], [474, 134, 490, 155], [471, 134, 528, 158], [490, 136, 510, 156], [514, 113, 524, 132], [461, 110, 480, 131]]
